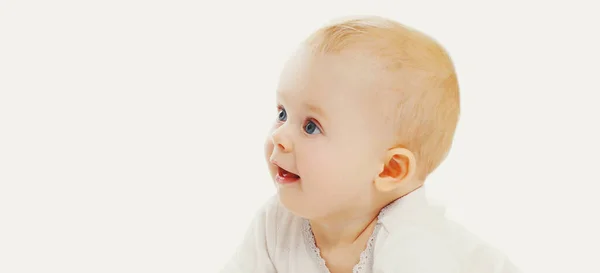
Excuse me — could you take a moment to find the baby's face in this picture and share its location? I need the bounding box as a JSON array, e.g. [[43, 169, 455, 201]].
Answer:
[[265, 48, 395, 219]]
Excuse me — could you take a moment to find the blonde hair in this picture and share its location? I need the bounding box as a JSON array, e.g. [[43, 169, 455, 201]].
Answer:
[[304, 16, 460, 179]]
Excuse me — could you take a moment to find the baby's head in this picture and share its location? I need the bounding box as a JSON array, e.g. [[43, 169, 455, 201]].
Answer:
[[265, 16, 460, 220]]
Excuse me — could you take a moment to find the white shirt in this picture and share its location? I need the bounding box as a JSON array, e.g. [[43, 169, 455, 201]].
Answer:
[[221, 187, 521, 273]]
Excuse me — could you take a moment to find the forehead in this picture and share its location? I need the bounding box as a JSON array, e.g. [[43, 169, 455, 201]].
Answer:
[[276, 48, 390, 112]]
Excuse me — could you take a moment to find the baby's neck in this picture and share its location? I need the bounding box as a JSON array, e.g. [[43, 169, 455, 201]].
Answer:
[[309, 186, 421, 249], [309, 207, 381, 250]]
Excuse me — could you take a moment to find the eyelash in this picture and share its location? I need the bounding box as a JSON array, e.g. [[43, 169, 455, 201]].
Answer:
[[276, 106, 323, 134]]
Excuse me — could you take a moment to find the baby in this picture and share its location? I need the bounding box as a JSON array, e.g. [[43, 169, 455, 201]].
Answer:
[[221, 16, 520, 273]]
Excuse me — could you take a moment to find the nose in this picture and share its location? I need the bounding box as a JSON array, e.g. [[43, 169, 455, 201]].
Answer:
[[271, 126, 293, 153]]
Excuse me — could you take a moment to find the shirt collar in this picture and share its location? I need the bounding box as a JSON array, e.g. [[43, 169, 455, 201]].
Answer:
[[377, 185, 447, 233]]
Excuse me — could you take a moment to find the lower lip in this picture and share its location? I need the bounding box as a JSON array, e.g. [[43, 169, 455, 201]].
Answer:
[[275, 174, 300, 184]]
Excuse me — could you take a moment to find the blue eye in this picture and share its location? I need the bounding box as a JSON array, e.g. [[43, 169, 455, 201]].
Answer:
[[304, 120, 321, 135], [278, 108, 287, 122]]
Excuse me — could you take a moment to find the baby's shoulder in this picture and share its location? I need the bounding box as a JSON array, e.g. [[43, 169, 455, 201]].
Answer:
[[376, 220, 518, 272], [374, 195, 519, 272], [256, 195, 301, 227], [253, 196, 307, 259], [254, 195, 305, 240]]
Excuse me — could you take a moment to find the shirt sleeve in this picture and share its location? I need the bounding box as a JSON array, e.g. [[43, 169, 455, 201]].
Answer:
[[219, 198, 278, 273], [373, 228, 462, 273], [374, 230, 522, 273], [461, 244, 522, 273]]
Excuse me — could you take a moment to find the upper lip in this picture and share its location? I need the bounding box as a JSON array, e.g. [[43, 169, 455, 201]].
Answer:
[[270, 160, 299, 176]]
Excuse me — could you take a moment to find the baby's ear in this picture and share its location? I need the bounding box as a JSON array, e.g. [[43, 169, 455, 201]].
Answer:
[[374, 147, 417, 192]]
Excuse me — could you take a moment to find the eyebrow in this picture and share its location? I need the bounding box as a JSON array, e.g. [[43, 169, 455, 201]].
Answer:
[[305, 103, 327, 120], [277, 91, 327, 120]]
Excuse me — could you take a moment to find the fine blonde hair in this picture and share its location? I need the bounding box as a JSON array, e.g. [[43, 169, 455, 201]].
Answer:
[[304, 16, 460, 179]]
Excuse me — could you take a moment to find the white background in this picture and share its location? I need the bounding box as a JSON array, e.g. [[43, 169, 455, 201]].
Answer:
[[1, 0, 599, 272]]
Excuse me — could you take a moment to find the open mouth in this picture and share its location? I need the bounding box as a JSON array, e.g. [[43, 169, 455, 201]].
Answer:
[[276, 166, 300, 184]]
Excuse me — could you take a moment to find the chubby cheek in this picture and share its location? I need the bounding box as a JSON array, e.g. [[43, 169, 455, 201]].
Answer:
[[264, 136, 273, 162], [264, 136, 277, 178], [298, 144, 373, 189], [297, 148, 343, 186]]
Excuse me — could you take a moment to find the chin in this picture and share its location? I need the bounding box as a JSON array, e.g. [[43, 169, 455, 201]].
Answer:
[[277, 189, 335, 220], [276, 189, 314, 219]]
